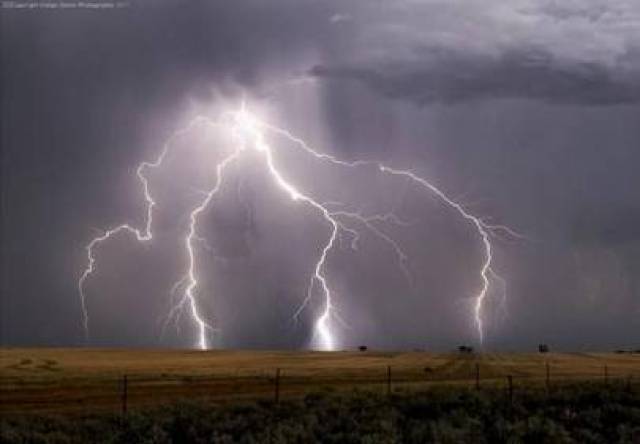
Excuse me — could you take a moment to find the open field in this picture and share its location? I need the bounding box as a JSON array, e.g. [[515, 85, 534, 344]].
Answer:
[[1, 348, 639, 415]]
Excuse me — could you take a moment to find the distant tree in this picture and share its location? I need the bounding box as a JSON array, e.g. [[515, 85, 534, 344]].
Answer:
[[538, 344, 549, 353], [614, 349, 639, 354], [358, 345, 368, 352], [458, 345, 474, 354]]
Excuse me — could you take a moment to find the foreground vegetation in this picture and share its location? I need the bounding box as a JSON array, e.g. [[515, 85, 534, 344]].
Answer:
[[2, 382, 639, 443]]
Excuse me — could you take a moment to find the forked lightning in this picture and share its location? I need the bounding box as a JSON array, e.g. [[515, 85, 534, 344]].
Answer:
[[80, 103, 516, 349]]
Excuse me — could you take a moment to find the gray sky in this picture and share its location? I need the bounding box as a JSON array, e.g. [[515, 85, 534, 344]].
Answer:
[[1, 0, 639, 350]]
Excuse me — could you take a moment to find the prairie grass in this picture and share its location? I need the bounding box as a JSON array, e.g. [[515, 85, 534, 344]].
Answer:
[[1, 348, 639, 416]]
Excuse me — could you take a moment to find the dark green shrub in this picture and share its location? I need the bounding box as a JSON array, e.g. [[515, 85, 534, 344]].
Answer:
[[2, 382, 638, 443]]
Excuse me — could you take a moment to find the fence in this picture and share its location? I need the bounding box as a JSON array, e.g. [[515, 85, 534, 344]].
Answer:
[[2, 359, 639, 416]]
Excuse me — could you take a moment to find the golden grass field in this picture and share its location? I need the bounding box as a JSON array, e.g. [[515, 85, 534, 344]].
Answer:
[[1, 348, 639, 415]]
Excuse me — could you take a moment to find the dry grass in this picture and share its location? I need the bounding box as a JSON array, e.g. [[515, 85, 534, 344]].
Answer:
[[1, 348, 638, 415]]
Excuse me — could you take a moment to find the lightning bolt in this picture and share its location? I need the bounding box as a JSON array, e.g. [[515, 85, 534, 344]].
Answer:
[[80, 102, 518, 349], [231, 107, 340, 350], [171, 148, 240, 349], [259, 121, 519, 345], [78, 118, 209, 340], [328, 209, 413, 283]]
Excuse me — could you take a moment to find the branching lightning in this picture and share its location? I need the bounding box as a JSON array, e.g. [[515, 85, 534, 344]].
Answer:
[[78, 118, 207, 339], [80, 102, 518, 350]]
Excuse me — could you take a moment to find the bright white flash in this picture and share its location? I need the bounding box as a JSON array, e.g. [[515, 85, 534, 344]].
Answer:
[[79, 103, 517, 350]]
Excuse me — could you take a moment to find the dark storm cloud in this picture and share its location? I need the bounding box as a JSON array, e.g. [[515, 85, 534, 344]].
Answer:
[[308, 1, 640, 106], [571, 207, 640, 245], [311, 46, 640, 105]]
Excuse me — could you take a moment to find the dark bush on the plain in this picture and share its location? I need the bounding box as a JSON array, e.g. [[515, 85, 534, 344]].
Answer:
[[2, 382, 638, 443]]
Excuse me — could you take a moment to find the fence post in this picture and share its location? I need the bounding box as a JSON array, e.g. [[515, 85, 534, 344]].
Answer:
[[274, 368, 281, 403], [604, 365, 608, 384], [121, 374, 128, 416], [545, 362, 550, 391], [475, 363, 480, 390], [387, 365, 392, 396], [507, 375, 513, 407]]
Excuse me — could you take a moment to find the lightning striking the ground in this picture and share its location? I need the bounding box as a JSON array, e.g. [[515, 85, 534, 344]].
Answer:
[[78, 118, 207, 339], [79, 103, 517, 350]]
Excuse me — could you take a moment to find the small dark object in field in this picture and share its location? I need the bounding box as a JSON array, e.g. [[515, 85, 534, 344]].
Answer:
[[539, 344, 549, 353], [358, 346, 368, 352], [458, 345, 474, 354], [424, 367, 433, 373]]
